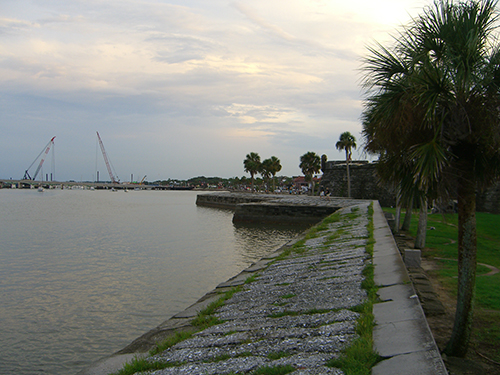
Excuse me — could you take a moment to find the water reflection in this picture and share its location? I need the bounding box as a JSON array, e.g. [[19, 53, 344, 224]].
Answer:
[[0, 190, 306, 375], [233, 223, 309, 264]]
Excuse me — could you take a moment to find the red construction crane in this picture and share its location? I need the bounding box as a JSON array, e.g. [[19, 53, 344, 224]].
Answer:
[[23, 136, 56, 180], [96, 132, 120, 184]]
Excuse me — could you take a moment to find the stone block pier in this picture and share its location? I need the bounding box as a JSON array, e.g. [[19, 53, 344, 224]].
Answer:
[[196, 192, 360, 225], [80, 194, 447, 375]]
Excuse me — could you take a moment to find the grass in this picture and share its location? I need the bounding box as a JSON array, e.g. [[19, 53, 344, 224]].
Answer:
[[245, 273, 260, 284], [149, 331, 193, 356], [191, 286, 241, 328], [204, 351, 253, 363], [267, 308, 331, 318], [266, 351, 292, 360], [111, 357, 182, 375], [251, 364, 295, 374], [387, 208, 500, 310], [385, 207, 500, 362]]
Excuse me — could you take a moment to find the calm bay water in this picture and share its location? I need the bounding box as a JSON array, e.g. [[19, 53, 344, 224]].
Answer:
[[0, 189, 303, 375]]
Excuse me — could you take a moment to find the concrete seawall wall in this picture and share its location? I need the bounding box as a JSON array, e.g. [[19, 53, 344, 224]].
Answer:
[[196, 193, 348, 225], [195, 193, 269, 209], [233, 202, 338, 225]]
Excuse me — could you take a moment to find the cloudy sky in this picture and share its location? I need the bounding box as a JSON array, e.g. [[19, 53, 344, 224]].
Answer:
[[1, 0, 430, 182]]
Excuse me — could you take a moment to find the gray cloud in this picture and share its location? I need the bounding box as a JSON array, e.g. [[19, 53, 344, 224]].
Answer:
[[0, 0, 427, 181]]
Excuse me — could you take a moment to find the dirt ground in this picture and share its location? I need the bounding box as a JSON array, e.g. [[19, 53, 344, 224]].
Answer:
[[393, 234, 500, 375]]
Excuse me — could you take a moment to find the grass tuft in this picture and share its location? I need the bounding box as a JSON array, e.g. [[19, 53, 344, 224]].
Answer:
[[149, 331, 193, 356], [252, 364, 295, 374], [111, 357, 183, 375], [191, 287, 240, 329], [266, 351, 291, 360]]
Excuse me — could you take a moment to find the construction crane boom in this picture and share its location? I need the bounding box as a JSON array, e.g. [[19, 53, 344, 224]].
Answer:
[[24, 136, 56, 180], [96, 132, 120, 184]]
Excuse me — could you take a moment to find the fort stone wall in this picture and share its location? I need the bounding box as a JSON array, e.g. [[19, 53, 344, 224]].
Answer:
[[320, 161, 396, 207], [320, 160, 500, 213]]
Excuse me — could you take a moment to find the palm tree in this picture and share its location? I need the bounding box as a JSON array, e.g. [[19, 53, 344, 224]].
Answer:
[[243, 152, 261, 192], [321, 154, 328, 173], [260, 158, 272, 192], [299, 152, 321, 195], [335, 132, 357, 198], [262, 156, 281, 191], [361, 0, 500, 357]]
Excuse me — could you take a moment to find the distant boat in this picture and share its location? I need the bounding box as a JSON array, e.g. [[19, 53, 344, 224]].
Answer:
[[38, 187, 44, 192]]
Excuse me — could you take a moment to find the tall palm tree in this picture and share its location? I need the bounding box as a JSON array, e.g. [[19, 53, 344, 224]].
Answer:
[[335, 132, 357, 198], [243, 152, 261, 192], [299, 152, 321, 195], [361, 0, 500, 357], [262, 156, 282, 192]]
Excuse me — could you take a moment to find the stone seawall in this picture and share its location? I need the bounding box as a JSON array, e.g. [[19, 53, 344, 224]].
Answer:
[[233, 202, 338, 225], [79, 200, 447, 375], [195, 193, 272, 209], [196, 192, 359, 225]]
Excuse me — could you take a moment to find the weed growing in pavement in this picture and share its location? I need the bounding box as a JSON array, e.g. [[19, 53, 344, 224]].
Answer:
[[111, 357, 185, 375], [149, 331, 194, 356], [245, 273, 260, 284], [251, 364, 295, 374], [191, 286, 241, 329], [267, 351, 292, 360], [204, 351, 254, 363], [267, 308, 333, 318]]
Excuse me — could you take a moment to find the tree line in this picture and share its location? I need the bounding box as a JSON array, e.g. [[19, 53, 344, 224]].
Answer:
[[244, 131, 357, 196]]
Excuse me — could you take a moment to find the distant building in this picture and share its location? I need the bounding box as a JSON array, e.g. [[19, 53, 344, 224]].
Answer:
[[293, 176, 321, 192]]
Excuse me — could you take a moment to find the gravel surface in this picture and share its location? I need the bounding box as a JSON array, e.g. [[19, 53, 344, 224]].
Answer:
[[143, 202, 372, 375]]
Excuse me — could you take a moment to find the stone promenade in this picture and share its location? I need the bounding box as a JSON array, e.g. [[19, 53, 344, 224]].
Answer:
[[81, 199, 447, 375]]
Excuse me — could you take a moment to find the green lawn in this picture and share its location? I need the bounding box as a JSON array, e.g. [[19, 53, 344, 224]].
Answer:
[[385, 208, 500, 362], [388, 209, 500, 310]]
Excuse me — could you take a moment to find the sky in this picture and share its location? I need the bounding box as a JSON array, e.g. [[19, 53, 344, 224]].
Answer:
[[1, 0, 431, 182]]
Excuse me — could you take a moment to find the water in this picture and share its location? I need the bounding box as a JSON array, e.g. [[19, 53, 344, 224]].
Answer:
[[0, 189, 304, 375]]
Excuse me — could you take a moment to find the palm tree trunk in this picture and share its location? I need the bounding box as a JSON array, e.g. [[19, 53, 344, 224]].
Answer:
[[402, 196, 413, 231], [394, 192, 401, 234], [414, 197, 427, 249], [444, 175, 477, 357]]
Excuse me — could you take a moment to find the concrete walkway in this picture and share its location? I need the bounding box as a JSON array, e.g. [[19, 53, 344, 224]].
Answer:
[[371, 203, 447, 374], [80, 200, 447, 375]]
